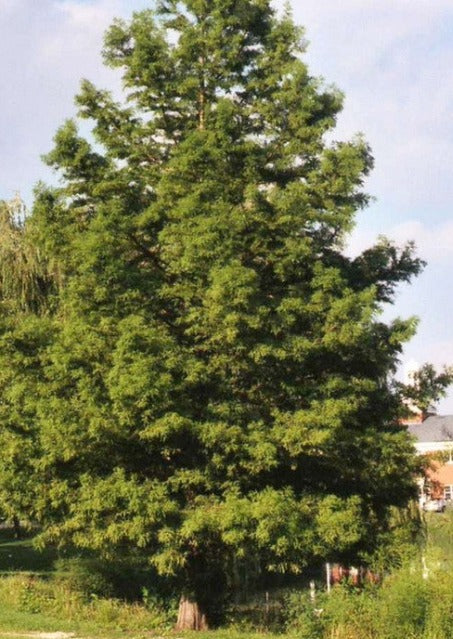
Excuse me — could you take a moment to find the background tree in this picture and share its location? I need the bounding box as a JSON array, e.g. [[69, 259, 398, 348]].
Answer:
[[0, 197, 56, 535], [399, 363, 453, 416], [0, 0, 430, 628]]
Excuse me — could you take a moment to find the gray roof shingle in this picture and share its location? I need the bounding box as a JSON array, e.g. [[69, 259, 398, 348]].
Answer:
[[408, 415, 453, 442]]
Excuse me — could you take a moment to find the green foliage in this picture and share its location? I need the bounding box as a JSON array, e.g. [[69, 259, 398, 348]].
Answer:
[[0, 197, 59, 314], [283, 589, 325, 638], [0, 0, 432, 618], [378, 570, 429, 639], [284, 575, 428, 639], [0, 574, 172, 632], [54, 558, 116, 600], [282, 512, 453, 639], [0, 515, 451, 638], [400, 363, 453, 415], [362, 501, 424, 572]]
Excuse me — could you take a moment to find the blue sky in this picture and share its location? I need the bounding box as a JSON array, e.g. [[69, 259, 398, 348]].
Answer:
[[1, 0, 453, 410]]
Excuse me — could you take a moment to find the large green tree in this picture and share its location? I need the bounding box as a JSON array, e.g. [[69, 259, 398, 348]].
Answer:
[[0, 0, 430, 627]]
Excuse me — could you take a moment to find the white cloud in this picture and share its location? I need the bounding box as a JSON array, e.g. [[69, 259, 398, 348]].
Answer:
[[273, 1, 453, 215], [58, 0, 121, 25], [347, 219, 453, 264], [0, 0, 18, 10], [0, 0, 124, 201]]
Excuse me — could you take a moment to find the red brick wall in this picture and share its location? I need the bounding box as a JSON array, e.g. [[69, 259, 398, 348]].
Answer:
[[426, 459, 453, 497]]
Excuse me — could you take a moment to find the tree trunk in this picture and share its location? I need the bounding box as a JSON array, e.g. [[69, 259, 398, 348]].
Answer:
[[12, 515, 21, 539], [175, 595, 208, 630]]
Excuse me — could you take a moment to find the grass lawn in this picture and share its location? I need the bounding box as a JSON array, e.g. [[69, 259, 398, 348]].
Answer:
[[0, 608, 76, 633]]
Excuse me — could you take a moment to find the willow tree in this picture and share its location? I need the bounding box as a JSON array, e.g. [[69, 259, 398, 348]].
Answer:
[[15, 0, 426, 628], [0, 197, 56, 534]]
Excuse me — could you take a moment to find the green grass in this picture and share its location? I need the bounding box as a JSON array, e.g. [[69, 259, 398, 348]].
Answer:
[[0, 608, 77, 633], [181, 633, 287, 639]]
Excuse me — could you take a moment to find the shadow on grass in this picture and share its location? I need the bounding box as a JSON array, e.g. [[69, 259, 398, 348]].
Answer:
[[0, 528, 57, 575]]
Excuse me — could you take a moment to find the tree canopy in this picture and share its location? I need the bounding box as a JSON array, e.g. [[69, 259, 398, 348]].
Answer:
[[0, 0, 434, 627]]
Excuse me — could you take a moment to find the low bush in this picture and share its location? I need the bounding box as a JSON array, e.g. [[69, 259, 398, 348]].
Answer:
[[282, 562, 453, 639], [53, 558, 115, 600]]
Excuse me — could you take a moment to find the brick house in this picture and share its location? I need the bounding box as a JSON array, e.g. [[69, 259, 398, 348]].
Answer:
[[407, 413, 453, 502]]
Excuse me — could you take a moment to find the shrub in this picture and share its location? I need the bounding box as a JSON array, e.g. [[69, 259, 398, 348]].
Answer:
[[54, 558, 115, 600], [0, 574, 172, 631], [284, 589, 324, 639], [376, 568, 429, 639]]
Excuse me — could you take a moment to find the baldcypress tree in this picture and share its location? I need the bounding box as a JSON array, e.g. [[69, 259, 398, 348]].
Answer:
[[16, 0, 426, 627]]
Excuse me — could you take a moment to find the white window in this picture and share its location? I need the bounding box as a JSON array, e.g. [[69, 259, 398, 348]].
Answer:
[[443, 485, 453, 500]]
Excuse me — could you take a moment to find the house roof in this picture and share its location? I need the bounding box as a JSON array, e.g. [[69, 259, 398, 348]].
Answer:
[[408, 415, 453, 443]]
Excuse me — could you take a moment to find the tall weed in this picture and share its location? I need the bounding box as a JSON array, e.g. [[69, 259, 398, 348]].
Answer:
[[0, 574, 171, 632], [284, 565, 453, 639]]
